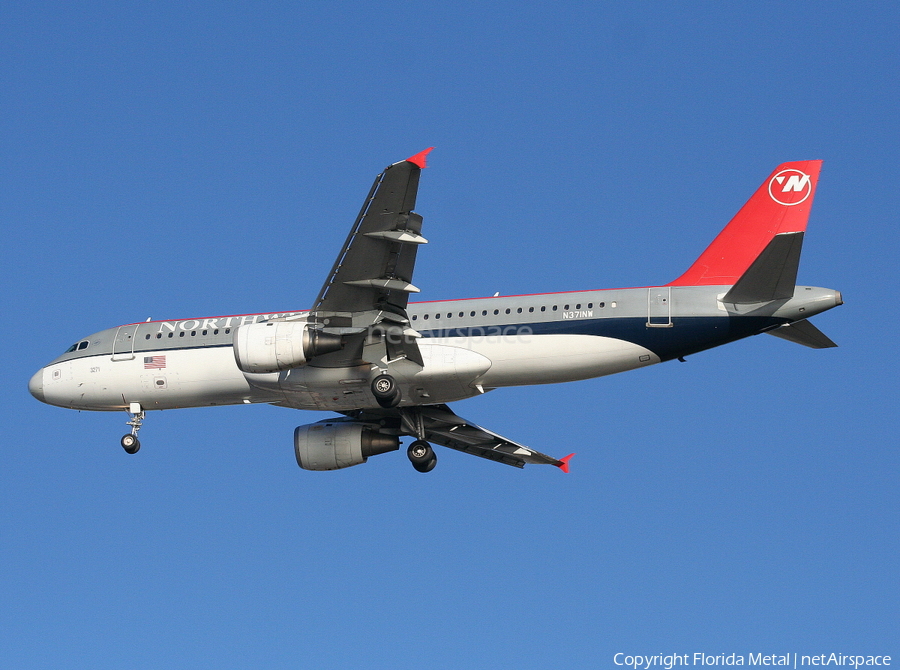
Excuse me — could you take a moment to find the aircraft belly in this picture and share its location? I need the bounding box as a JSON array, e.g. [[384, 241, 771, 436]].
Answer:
[[264, 364, 373, 410], [259, 344, 494, 411], [443, 334, 659, 387], [394, 342, 492, 404]]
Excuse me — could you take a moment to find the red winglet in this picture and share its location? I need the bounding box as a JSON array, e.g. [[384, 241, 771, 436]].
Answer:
[[557, 453, 575, 473], [406, 147, 434, 169]]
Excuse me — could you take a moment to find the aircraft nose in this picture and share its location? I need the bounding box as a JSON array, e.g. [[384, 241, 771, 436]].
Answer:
[[29, 368, 45, 403]]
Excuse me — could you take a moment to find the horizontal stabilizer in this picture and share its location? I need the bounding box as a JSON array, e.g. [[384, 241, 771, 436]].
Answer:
[[722, 232, 804, 304], [766, 319, 837, 348]]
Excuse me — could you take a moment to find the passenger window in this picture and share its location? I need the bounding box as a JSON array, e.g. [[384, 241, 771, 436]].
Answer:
[[552, 305, 558, 311], [179, 332, 185, 337], [459, 312, 464, 317], [564, 304, 570, 310], [576, 304, 581, 310], [424, 314, 429, 320], [528, 307, 534, 313], [541, 306, 546, 312], [599, 302, 605, 308], [412, 315, 417, 320], [214, 329, 219, 335], [482, 310, 487, 316], [470, 311, 475, 317], [168, 333, 174, 338], [145, 334, 151, 340], [505, 308, 510, 314], [493, 309, 499, 315]]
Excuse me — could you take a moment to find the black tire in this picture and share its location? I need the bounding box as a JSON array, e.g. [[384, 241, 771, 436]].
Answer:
[[413, 456, 437, 473], [407, 440, 436, 472], [121, 434, 140, 454], [371, 374, 397, 399], [375, 389, 401, 408]]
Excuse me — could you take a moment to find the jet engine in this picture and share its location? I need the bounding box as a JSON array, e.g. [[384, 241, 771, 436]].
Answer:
[[294, 421, 400, 471], [233, 321, 343, 374]]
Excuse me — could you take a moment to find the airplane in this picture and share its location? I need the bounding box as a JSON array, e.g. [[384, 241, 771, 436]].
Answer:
[[28, 149, 842, 473]]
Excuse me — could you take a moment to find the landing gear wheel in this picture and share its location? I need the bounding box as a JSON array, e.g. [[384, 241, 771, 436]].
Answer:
[[121, 434, 141, 454], [376, 391, 401, 408], [415, 457, 437, 473], [372, 374, 401, 408], [407, 440, 436, 473], [372, 374, 397, 397]]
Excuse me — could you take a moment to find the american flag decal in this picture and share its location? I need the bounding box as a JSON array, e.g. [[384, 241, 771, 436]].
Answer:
[[144, 356, 166, 369]]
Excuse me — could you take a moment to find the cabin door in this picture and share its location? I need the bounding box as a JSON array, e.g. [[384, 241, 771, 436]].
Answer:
[[111, 324, 141, 361], [647, 287, 673, 328]]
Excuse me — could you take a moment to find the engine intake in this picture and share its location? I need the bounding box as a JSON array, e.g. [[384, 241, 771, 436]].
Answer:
[[233, 321, 343, 374], [294, 422, 400, 471]]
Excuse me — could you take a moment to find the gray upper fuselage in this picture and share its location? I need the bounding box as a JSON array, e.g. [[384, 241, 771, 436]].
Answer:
[[47, 284, 840, 367]]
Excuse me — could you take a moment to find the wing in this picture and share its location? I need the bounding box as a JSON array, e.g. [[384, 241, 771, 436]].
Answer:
[[308, 149, 433, 367], [344, 404, 574, 470], [415, 405, 574, 470]]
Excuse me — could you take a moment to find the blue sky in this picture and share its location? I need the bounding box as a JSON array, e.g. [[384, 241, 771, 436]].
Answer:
[[2, 2, 897, 668]]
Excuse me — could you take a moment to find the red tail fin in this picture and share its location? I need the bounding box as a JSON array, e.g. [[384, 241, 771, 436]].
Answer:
[[668, 161, 822, 287]]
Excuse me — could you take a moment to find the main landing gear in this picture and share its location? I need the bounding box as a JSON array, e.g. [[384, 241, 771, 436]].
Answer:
[[121, 402, 144, 454], [371, 373, 401, 408], [371, 378, 436, 472], [397, 406, 437, 473], [407, 439, 436, 473]]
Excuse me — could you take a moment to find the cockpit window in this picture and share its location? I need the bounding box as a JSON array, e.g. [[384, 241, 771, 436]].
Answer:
[[66, 341, 89, 353]]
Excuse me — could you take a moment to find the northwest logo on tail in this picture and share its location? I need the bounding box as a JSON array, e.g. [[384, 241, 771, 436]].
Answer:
[[768, 168, 812, 206]]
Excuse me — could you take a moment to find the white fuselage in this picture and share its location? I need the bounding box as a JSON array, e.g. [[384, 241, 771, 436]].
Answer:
[[30, 288, 670, 413], [29, 284, 841, 415]]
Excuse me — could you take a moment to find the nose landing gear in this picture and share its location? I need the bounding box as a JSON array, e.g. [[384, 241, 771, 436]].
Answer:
[[407, 439, 436, 473], [121, 402, 144, 454], [121, 433, 140, 454]]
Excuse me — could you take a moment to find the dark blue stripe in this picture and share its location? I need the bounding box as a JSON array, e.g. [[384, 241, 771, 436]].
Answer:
[[417, 316, 787, 361]]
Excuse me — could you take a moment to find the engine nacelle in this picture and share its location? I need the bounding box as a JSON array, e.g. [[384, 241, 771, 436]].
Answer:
[[233, 321, 343, 374], [294, 422, 400, 471]]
